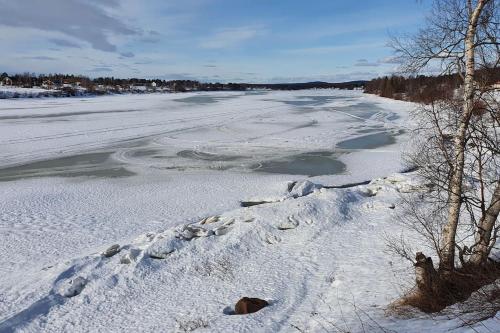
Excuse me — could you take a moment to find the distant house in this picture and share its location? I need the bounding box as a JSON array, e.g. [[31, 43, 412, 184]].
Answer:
[[1, 77, 12, 86], [151, 82, 157, 88]]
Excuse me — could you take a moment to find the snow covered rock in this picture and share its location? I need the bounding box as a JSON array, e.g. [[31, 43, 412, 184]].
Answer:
[[358, 187, 378, 197], [200, 215, 219, 224], [288, 180, 322, 198], [242, 216, 255, 223], [176, 227, 195, 240], [175, 224, 213, 240], [60, 276, 88, 298], [240, 200, 272, 207], [287, 181, 298, 192], [184, 225, 213, 238], [147, 231, 184, 258], [102, 244, 121, 258], [213, 225, 231, 236], [120, 248, 142, 264]]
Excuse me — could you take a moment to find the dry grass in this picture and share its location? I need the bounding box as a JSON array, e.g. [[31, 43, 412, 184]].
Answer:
[[391, 261, 500, 318]]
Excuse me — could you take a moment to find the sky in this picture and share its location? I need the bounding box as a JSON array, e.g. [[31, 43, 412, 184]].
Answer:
[[0, 0, 430, 83]]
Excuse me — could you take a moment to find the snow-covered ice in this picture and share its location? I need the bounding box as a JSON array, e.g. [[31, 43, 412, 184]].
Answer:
[[1, 90, 495, 332]]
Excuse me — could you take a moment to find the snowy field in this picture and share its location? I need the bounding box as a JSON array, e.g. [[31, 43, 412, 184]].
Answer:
[[1, 90, 496, 332]]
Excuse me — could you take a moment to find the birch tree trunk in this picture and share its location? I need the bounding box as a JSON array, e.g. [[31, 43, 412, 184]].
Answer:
[[439, 0, 488, 273], [469, 181, 500, 265], [415, 252, 440, 295]]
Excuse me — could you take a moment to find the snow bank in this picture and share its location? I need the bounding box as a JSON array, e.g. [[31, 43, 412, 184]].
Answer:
[[1, 173, 497, 332]]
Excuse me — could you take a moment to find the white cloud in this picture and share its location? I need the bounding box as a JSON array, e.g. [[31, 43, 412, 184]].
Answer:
[[0, 0, 137, 52]]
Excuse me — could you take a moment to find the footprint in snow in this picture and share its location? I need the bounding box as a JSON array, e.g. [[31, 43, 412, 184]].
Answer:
[[277, 215, 299, 230], [265, 234, 281, 244], [295, 213, 314, 225]]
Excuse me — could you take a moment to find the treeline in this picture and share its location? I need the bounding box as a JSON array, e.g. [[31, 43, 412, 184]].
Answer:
[[364, 67, 500, 103], [0, 72, 203, 91], [1, 72, 92, 88], [1, 72, 366, 92]]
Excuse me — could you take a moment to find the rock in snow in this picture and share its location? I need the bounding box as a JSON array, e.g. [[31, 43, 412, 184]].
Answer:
[[60, 276, 88, 298], [234, 297, 269, 315], [213, 225, 231, 236], [102, 244, 121, 258], [199, 215, 219, 224]]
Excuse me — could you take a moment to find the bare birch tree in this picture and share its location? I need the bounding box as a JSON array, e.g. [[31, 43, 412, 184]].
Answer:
[[390, 0, 499, 305]]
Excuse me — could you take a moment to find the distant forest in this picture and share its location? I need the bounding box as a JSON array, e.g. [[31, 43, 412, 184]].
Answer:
[[364, 67, 500, 103]]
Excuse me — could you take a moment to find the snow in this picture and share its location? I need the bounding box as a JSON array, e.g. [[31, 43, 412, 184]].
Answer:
[[1, 90, 496, 332]]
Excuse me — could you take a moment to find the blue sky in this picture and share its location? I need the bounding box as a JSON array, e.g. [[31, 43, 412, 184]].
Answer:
[[0, 0, 430, 82]]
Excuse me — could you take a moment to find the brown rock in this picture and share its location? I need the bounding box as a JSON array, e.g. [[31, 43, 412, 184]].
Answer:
[[234, 297, 269, 315]]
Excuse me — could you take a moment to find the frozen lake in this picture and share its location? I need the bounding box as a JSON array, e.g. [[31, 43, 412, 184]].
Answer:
[[0, 90, 419, 331], [0, 90, 414, 321], [0, 90, 407, 181], [0, 90, 413, 269]]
